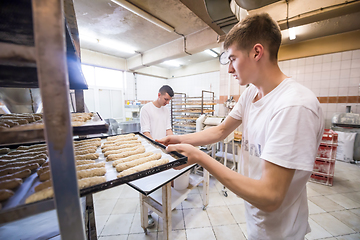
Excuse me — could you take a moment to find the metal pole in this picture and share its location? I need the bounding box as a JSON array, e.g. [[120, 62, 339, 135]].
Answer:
[[32, 0, 86, 239], [75, 89, 85, 112]]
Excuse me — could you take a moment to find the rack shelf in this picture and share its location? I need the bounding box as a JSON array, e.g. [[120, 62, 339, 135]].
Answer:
[[171, 91, 215, 135]]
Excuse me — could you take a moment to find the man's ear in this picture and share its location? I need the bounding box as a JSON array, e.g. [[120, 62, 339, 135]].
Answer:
[[253, 44, 264, 61], [158, 92, 161, 98]]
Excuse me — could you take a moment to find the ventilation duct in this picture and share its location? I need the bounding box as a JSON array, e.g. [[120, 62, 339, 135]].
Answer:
[[235, 0, 282, 10], [204, 0, 239, 34]]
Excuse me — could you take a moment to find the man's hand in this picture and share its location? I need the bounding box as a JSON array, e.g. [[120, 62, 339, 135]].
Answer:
[[156, 135, 181, 146], [166, 144, 202, 170]]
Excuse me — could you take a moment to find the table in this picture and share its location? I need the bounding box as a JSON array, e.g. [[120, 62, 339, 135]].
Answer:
[[127, 164, 209, 240]]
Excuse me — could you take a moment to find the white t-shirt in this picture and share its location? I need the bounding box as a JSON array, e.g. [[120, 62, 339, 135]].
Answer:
[[140, 102, 172, 140], [229, 78, 324, 240]]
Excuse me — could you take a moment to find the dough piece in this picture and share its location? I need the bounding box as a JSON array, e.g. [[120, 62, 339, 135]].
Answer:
[[117, 159, 169, 178], [0, 148, 10, 154], [0, 189, 14, 201], [76, 162, 105, 171], [75, 149, 97, 156], [102, 142, 141, 153], [101, 140, 141, 149], [34, 180, 52, 192], [39, 170, 50, 182], [17, 143, 46, 150], [35, 176, 106, 192], [75, 153, 99, 160], [0, 159, 45, 171], [107, 133, 135, 141], [0, 151, 47, 160], [0, 169, 31, 181], [77, 168, 106, 179], [0, 178, 23, 190], [76, 160, 96, 165], [116, 153, 162, 172], [25, 187, 54, 204], [0, 154, 47, 165], [37, 166, 50, 176], [75, 141, 101, 148], [103, 137, 141, 147], [112, 152, 154, 167], [104, 145, 143, 157], [106, 146, 145, 161], [9, 146, 47, 155], [0, 163, 39, 176], [78, 176, 106, 189], [75, 146, 97, 153]]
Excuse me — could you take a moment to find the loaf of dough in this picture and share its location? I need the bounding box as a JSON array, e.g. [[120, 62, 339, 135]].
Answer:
[[74, 146, 97, 153], [102, 142, 141, 153], [76, 162, 105, 171], [0, 148, 10, 154], [34, 179, 52, 192], [117, 158, 169, 178], [116, 153, 162, 172], [0, 158, 45, 170], [0, 178, 22, 190], [0, 151, 47, 160], [103, 136, 138, 145], [112, 152, 154, 167], [75, 153, 99, 160], [101, 140, 141, 149], [0, 189, 15, 201], [0, 169, 31, 181], [78, 176, 106, 189], [25, 187, 54, 204], [104, 145, 143, 157], [39, 170, 50, 182], [106, 146, 145, 161], [75, 149, 97, 156], [35, 176, 106, 193], [0, 163, 39, 176], [0, 154, 47, 165], [8, 145, 47, 155], [107, 133, 135, 141], [17, 143, 46, 150], [76, 160, 96, 165], [77, 168, 106, 179]]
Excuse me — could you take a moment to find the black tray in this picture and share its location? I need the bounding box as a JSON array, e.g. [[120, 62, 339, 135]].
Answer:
[[0, 112, 109, 146], [0, 132, 187, 223]]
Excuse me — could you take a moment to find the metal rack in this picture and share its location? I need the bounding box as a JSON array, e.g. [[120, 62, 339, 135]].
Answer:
[[171, 90, 215, 135], [0, 0, 92, 239]]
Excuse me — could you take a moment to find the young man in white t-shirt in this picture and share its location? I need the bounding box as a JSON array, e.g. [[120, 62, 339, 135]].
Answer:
[[140, 84, 174, 227], [157, 13, 324, 240]]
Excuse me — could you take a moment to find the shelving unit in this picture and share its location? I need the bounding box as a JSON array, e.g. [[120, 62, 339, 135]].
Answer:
[[0, 0, 94, 239], [310, 129, 338, 186], [171, 90, 215, 135]]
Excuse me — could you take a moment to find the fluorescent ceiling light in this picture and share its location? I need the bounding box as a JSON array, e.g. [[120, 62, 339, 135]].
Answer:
[[111, 0, 174, 33], [289, 27, 296, 40], [204, 49, 218, 58], [99, 39, 135, 54], [163, 60, 181, 67]]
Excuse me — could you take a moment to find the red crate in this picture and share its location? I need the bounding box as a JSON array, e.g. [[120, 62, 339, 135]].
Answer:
[[321, 129, 338, 145], [313, 158, 335, 175], [310, 173, 333, 186], [317, 144, 337, 159]]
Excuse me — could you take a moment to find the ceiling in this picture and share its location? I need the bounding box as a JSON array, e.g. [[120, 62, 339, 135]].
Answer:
[[72, 0, 360, 71]]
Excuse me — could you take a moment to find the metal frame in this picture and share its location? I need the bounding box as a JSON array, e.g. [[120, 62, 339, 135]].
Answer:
[[32, 0, 85, 239]]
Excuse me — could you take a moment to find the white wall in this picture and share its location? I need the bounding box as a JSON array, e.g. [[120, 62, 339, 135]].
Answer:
[[279, 49, 360, 128]]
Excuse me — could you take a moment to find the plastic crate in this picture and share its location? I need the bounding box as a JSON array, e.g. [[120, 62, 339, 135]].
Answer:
[[310, 172, 333, 186], [321, 129, 338, 145], [313, 158, 335, 175], [317, 144, 337, 159]]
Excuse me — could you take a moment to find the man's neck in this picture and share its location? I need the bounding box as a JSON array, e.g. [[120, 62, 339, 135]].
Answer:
[[152, 100, 161, 108], [252, 64, 287, 102]]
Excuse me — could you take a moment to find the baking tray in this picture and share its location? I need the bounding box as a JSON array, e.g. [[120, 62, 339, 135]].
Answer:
[[0, 132, 187, 223], [0, 112, 109, 146]]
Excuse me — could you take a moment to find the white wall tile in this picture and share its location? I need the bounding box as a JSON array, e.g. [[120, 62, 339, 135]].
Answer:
[[322, 62, 331, 72], [350, 68, 360, 78], [341, 60, 351, 69], [340, 69, 351, 79], [297, 58, 306, 66], [332, 52, 342, 62], [323, 54, 332, 63], [341, 51, 352, 60], [338, 87, 348, 96], [328, 88, 338, 96], [305, 56, 314, 65], [352, 49, 360, 59]]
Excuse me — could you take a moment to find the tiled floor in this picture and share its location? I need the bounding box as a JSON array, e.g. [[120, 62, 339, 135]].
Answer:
[[93, 161, 360, 240]]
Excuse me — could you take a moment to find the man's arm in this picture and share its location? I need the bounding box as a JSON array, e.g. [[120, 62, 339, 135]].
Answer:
[[168, 144, 295, 212], [166, 129, 173, 136], [158, 116, 241, 146], [143, 132, 152, 139]]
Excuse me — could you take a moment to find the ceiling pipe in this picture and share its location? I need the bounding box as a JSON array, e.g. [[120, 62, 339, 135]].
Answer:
[[111, 0, 175, 33]]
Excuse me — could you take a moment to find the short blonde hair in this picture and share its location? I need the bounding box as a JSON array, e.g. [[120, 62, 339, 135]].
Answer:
[[224, 13, 281, 61]]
